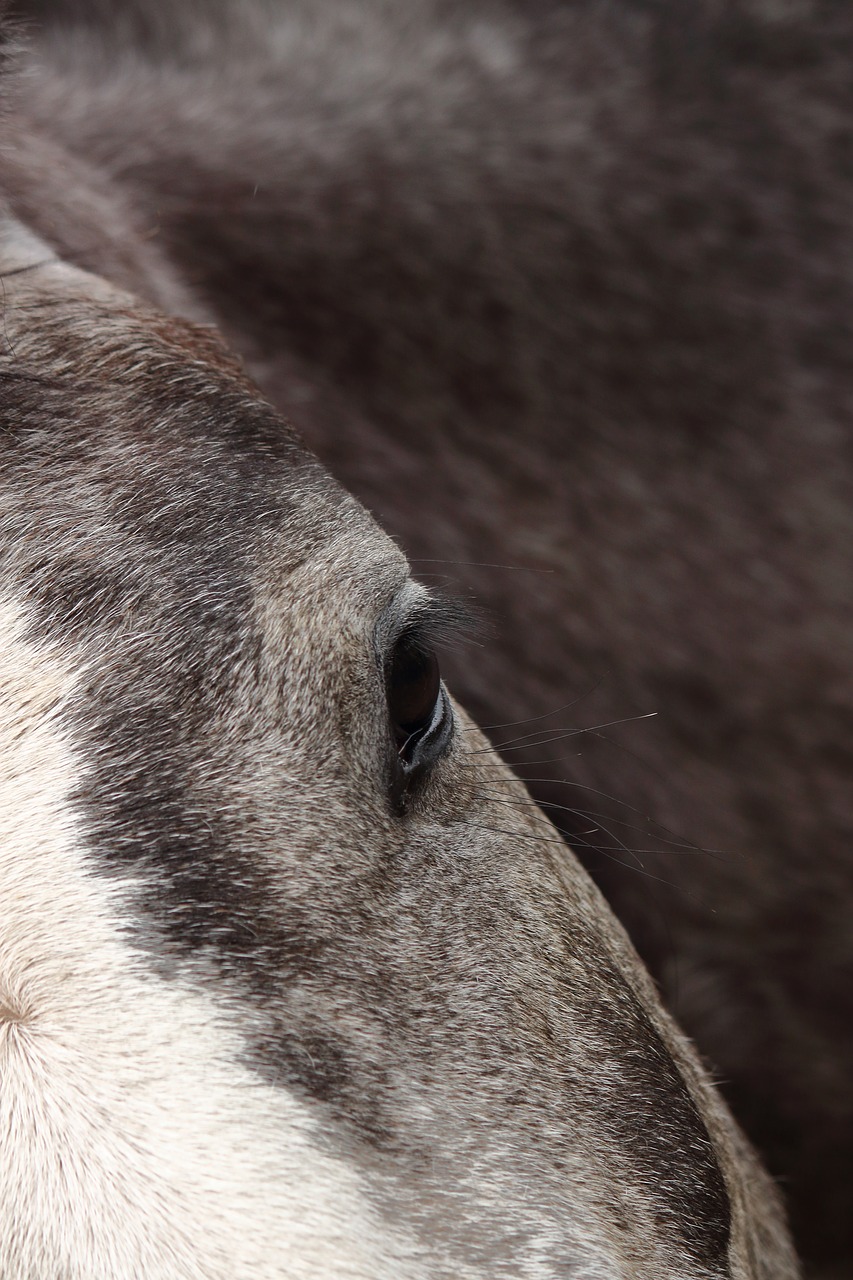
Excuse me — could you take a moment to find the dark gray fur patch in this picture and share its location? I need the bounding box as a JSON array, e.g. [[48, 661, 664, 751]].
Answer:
[[580, 966, 731, 1270]]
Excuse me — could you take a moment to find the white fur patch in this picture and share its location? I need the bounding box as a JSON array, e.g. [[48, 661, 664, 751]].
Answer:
[[0, 599, 427, 1280]]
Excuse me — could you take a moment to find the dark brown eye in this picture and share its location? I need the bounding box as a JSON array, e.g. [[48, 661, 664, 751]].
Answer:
[[388, 641, 440, 747], [387, 633, 452, 778]]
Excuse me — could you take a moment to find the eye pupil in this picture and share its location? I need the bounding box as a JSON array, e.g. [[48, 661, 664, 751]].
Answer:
[[388, 642, 441, 749], [384, 625, 455, 805]]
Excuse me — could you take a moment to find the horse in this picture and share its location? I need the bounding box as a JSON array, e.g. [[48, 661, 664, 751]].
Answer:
[[2, 0, 834, 1274]]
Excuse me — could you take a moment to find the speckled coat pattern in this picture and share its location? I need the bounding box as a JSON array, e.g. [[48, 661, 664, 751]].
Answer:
[[0, 0, 843, 1276]]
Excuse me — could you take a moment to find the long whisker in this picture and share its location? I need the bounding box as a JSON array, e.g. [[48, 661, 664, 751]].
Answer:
[[473, 794, 649, 873], [457, 682, 605, 733], [539, 801, 725, 856], [463, 770, 735, 858], [458, 771, 662, 818], [409, 558, 557, 574], [454, 820, 705, 894], [464, 711, 657, 755]]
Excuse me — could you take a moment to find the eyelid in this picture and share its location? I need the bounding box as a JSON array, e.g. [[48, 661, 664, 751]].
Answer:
[[373, 582, 428, 651], [375, 583, 479, 670]]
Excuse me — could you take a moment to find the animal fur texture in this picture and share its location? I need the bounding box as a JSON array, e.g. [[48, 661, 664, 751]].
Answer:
[[0, 0, 846, 1275], [0, 213, 798, 1279]]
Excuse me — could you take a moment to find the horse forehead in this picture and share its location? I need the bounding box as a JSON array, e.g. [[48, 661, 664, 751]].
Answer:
[[0, 245, 405, 606]]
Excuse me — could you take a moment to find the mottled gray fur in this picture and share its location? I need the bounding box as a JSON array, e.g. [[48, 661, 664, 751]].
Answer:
[[0, 0, 844, 1275]]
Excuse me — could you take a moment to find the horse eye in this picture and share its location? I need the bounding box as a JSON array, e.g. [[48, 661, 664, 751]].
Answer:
[[386, 634, 451, 777], [388, 639, 441, 751]]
